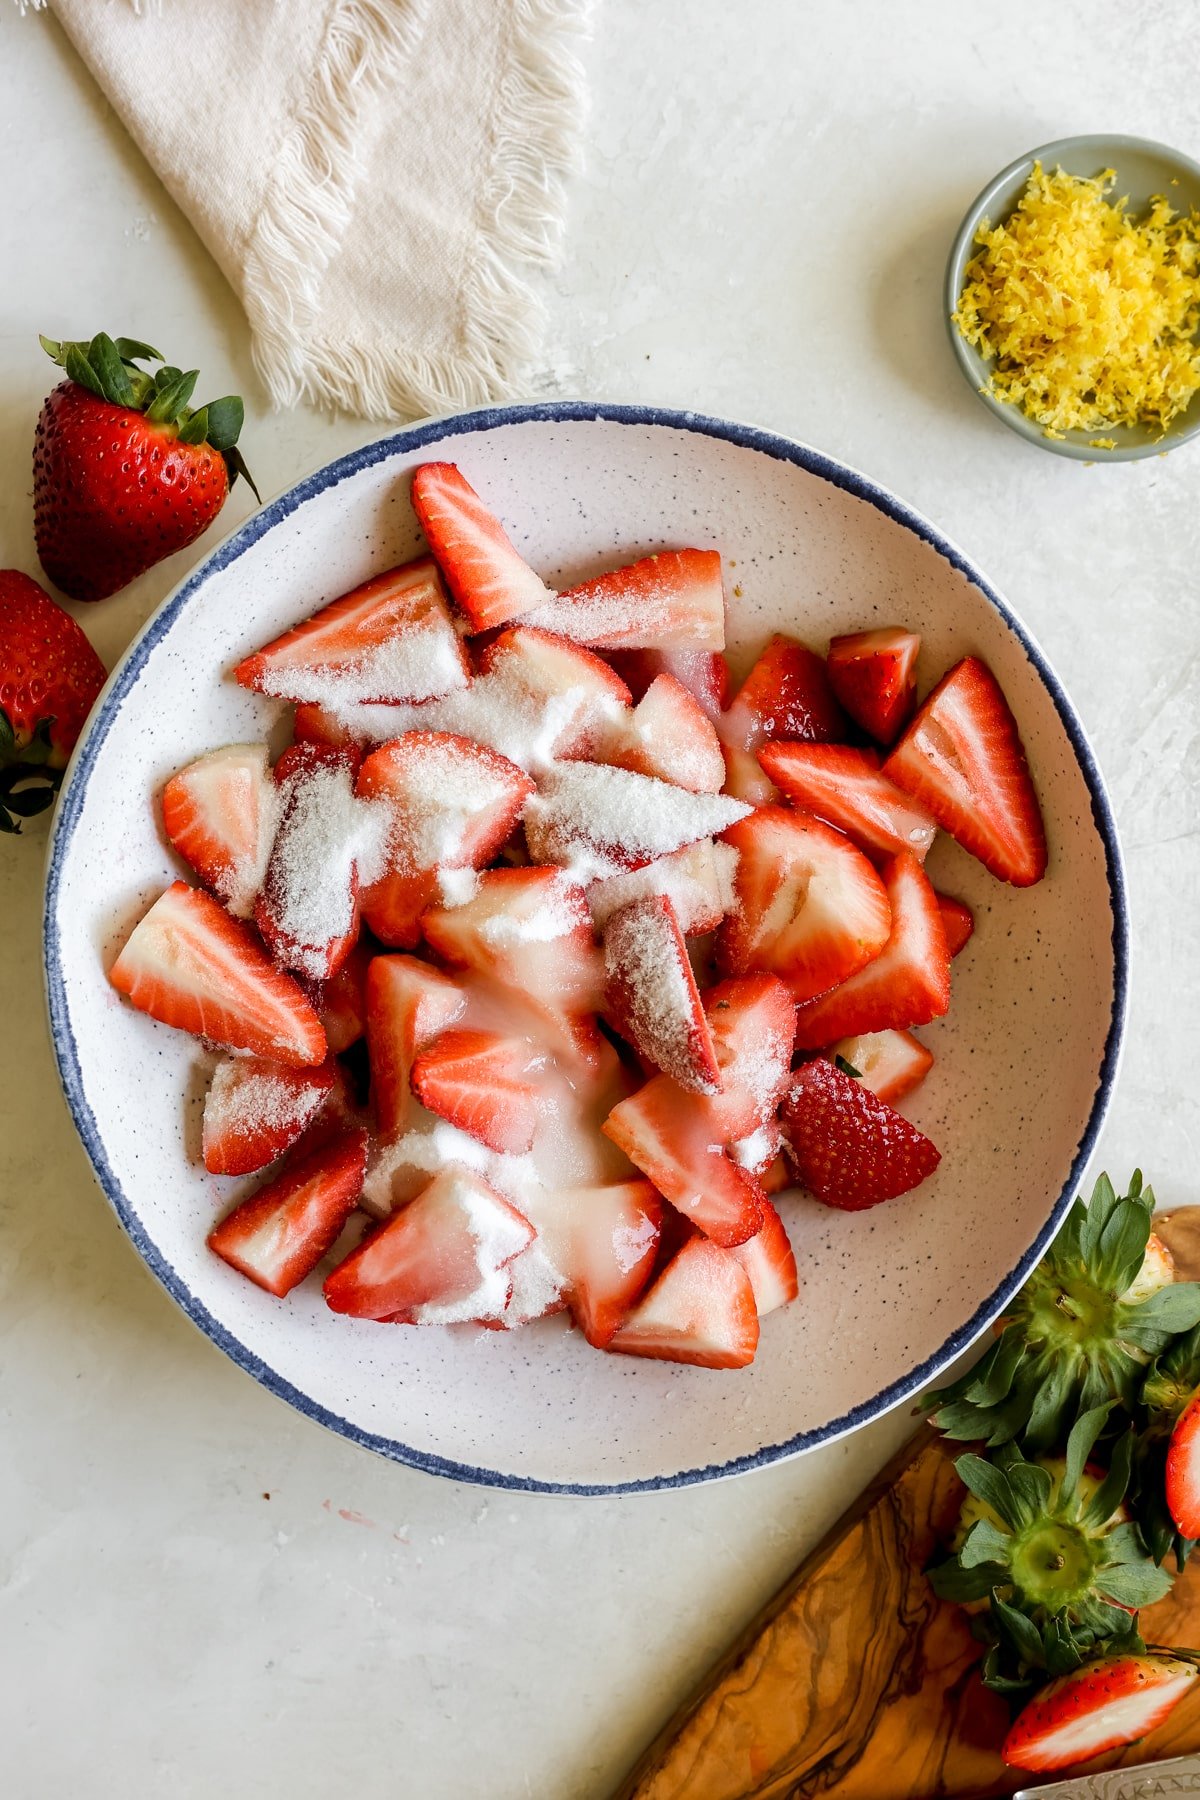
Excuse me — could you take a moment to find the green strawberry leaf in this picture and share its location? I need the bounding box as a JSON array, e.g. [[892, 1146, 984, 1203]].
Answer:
[[1095, 1559, 1173, 1608], [114, 337, 164, 364], [959, 1518, 1013, 1569], [87, 333, 135, 408], [1060, 1402, 1113, 1509], [0, 708, 15, 759], [990, 1592, 1044, 1666], [954, 1454, 1021, 1529], [1079, 1430, 1134, 1530], [176, 407, 209, 446], [202, 395, 244, 452], [146, 368, 199, 424], [1003, 1459, 1054, 1523], [64, 343, 104, 399], [927, 1557, 1007, 1604], [1042, 1615, 1085, 1677], [223, 444, 261, 503]]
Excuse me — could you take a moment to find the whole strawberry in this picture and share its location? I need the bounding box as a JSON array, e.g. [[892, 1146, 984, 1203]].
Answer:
[[0, 569, 106, 831], [33, 333, 258, 603]]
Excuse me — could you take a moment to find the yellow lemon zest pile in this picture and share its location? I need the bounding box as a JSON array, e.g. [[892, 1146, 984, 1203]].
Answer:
[[954, 163, 1200, 438]]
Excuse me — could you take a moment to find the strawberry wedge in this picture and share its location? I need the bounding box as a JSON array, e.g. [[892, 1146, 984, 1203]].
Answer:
[[587, 837, 739, 935], [729, 1200, 799, 1317], [520, 548, 726, 651], [607, 1236, 760, 1368], [1001, 1655, 1199, 1773], [780, 1060, 940, 1209], [202, 1055, 336, 1176], [826, 627, 920, 745], [411, 462, 554, 630], [936, 891, 975, 957], [1166, 1389, 1200, 1538], [162, 743, 278, 919], [757, 741, 937, 862], [524, 762, 749, 880], [606, 647, 731, 720], [883, 656, 1047, 885], [256, 746, 373, 982], [366, 954, 467, 1139], [829, 1029, 933, 1104], [604, 1078, 765, 1247], [596, 672, 726, 794], [110, 881, 327, 1066], [604, 895, 721, 1093], [411, 1028, 549, 1155], [208, 1130, 368, 1296], [234, 558, 469, 706], [317, 938, 372, 1054]]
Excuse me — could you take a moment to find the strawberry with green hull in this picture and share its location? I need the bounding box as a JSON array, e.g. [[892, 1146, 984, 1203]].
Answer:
[[0, 569, 106, 832], [34, 334, 256, 604], [1001, 1653, 1199, 1772]]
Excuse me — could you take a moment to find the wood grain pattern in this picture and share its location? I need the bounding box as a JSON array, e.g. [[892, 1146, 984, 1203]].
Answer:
[[615, 1209, 1200, 1800]]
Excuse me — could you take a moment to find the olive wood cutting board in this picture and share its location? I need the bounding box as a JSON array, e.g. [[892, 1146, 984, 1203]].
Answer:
[[615, 1208, 1200, 1800]]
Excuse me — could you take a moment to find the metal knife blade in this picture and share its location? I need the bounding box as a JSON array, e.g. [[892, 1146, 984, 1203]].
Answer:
[[1014, 1752, 1200, 1798]]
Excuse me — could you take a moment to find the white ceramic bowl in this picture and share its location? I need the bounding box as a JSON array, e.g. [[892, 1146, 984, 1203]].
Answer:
[[43, 403, 1127, 1494]]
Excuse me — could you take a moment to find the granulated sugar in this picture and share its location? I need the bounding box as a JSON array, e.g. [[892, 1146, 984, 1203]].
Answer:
[[205, 1057, 329, 1141], [730, 1121, 782, 1173], [604, 901, 716, 1093], [407, 1168, 533, 1326], [496, 1241, 565, 1326], [516, 549, 725, 651], [587, 838, 739, 933], [263, 760, 391, 978], [477, 871, 590, 947], [524, 764, 750, 880]]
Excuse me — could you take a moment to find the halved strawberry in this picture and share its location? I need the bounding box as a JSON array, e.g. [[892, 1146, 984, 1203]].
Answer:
[[780, 1059, 940, 1209], [234, 558, 469, 706], [607, 1235, 759, 1368], [937, 891, 975, 958], [829, 1029, 933, 1104], [520, 548, 726, 651], [354, 731, 533, 946], [255, 747, 375, 982], [606, 647, 731, 720], [791, 850, 950, 1049], [208, 1129, 368, 1296], [316, 937, 373, 1054], [524, 762, 749, 880], [161, 743, 278, 919], [202, 1054, 337, 1176], [882, 657, 1047, 886], [603, 1078, 764, 1246], [410, 462, 554, 631], [1001, 1654, 1199, 1773], [527, 1179, 665, 1347], [716, 807, 891, 1003], [365, 954, 466, 1138], [292, 703, 360, 752], [595, 672, 726, 794], [110, 881, 326, 1065], [604, 895, 720, 1093], [826, 627, 920, 745], [587, 837, 739, 935], [1166, 1388, 1200, 1538], [411, 1028, 549, 1155], [472, 625, 633, 764], [729, 1200, 799, 1317], [324, 1163, 534, 1323], [757, 742, 937, 863]]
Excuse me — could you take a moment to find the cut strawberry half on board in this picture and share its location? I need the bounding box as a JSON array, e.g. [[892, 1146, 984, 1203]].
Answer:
[[208, 1129, 368, 1296], [202, 1055, 337, 1176], [791, 850, 950, 1049], [607, 1235, 759, 1368], [524, 762, 750, 880], [882, 656, 1047, 885], [1001, 1654, 1199, 1774], [366, 953, 467, 1139], [110, 881, 326, 1065], [161, 743, 278, 919], [936, 891, 975, 958], [716, 806, 891, 1003], [603, 1078, 764, 1246], [757, 741, 937, 863], [704, 973, 797, 1136], [1166, 1388, 1200, 1538], [411, 1028, 549, 1156], [780, 1059, 940, 1209], [604, 895, 720, 1093], [324, 1163, 534, 1323], [355, 731, 533, 946], [255, 747, 375, 982], [826, 627, 920, 745], [411, 462, 553, 631], [234, 557, 469, 707], [520, 548, 726, 651], [829, 1028, 933, 1104], [606, 647, 730, 720], [587, 837, 739, 935], [729, 1200, 799, 1317], [316, 937, 372, 1054], [595, 672, 726, 794]]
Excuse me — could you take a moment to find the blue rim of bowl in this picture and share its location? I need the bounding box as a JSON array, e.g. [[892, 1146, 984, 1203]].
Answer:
[[42, 400, 1129, 1495], [945, 133, 1200, 463]]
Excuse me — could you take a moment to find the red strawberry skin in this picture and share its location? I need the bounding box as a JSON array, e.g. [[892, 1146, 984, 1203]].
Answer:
[[780, 1059, 940, 1209], [411, 1028, 547, 1155], [1166, 1389, 1200, 1538], [826, 627, 919, 744], [729, 635, 848, 744], [34, 382, 231, 603], [208, 1129, 368, 1297], [0, 569, 106, 765], [936, 891, 975, 958]]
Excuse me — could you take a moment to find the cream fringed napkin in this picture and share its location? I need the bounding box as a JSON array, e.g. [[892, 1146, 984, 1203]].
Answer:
[[47, 0, 591, 419]]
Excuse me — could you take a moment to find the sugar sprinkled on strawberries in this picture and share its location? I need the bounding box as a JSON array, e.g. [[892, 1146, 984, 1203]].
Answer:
[[207, 1059, 327, 1140], [252, 615, 468, 708], [405, 1167, 533, 1325], [525, 764, 750, 880], [605, 902, 716, 1091], [266, 760, 390, 978]]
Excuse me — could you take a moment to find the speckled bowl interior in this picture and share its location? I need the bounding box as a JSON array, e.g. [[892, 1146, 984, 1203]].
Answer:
[[43, 404, 1126, 1493]]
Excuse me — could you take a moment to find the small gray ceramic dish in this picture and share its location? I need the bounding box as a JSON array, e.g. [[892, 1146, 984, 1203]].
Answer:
[[946, 134, 1200, 462]]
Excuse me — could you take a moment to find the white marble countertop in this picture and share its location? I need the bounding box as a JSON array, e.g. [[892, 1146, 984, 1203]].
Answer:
[[3, 4, 1199, 1795]]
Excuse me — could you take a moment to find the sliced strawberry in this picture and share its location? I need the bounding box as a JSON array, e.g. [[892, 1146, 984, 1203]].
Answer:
[[110, 881, 326, 1065], [791, 850, 950, 1050], [316, 937, 372, 1054], [829, 1029, 933, 1104], [293, 702, 359, 752], [472, 624, 633, 763], [757, 742, 937, 863], [411, 1028, 549, 1155], [520, 548, 726, 651], [410, 462, 553, 631], [354, 731, 533, 947], [1001, 1655, 1199, 1774], [716, 806, 891, 1003], [1166, 1388, 1200, 1538], [882, 657, 1047, 886], [826, 627, 920, 745], [729, 1201, 798, 1317], [292, 1061, 369, 1159], [202, 1055, 337, 1176], [780, 1059, 940, 1209], [604, 895, 720, 1093], [524, 762, 749, 880], [704, 973, 797, 1136], [607, 1235, 759, 1368], [492, 1244, 570, 1329], [234, 558, 469, 705], [518, 1179, 666, 1347], [937, 891, 975, 958], [722, 633, 847, 749], [603, 1078, 764, 1247], [255, 747, 375, 982], [606, 647, 731, 720], [161, 743, 278, 919], [595, 672, 726, 794], [587, 837, 739, 935], [365, 954, 466, 1138], [324, 1163, 534, 1323], [208, 1130, 368, 1296]]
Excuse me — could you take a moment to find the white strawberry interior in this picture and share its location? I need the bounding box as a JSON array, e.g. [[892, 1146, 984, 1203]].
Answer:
[[1017, 1667, 1195, 1768]]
